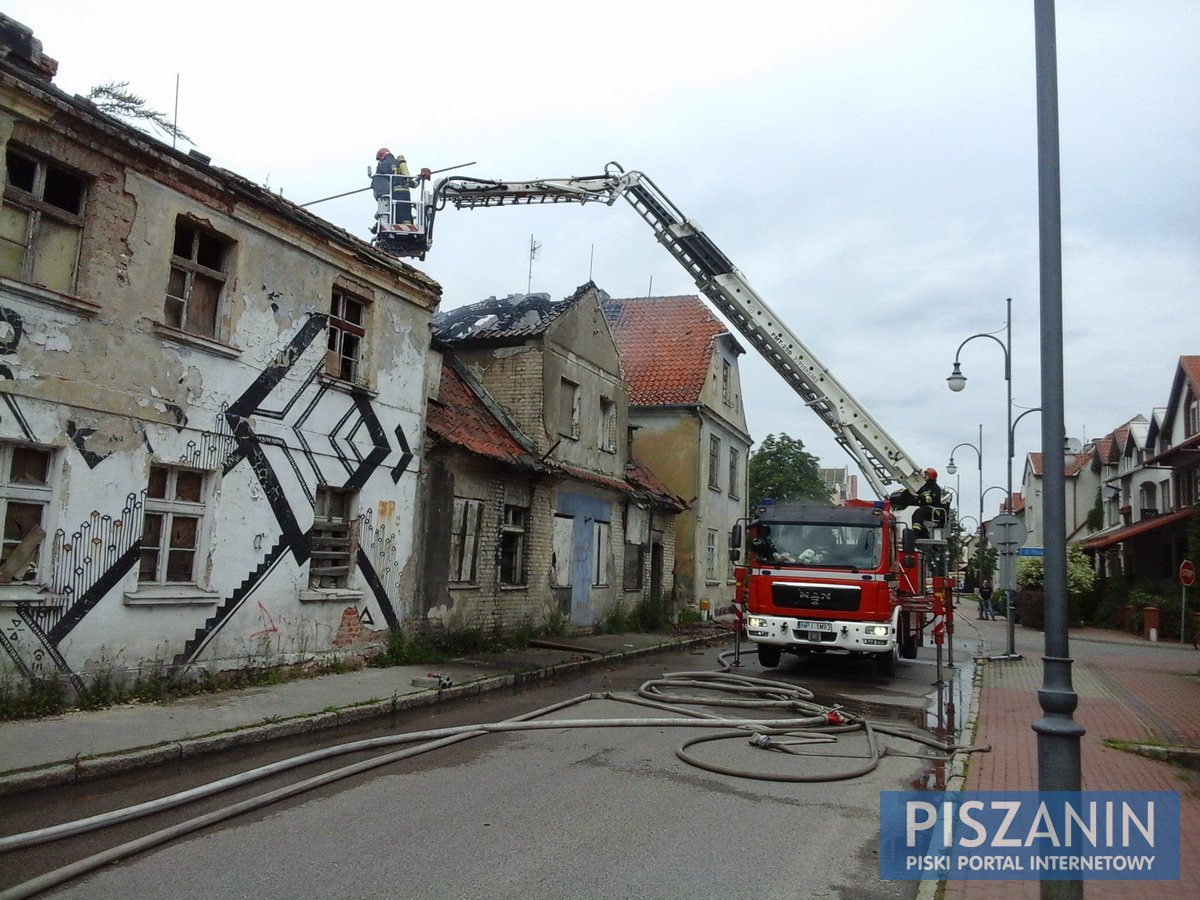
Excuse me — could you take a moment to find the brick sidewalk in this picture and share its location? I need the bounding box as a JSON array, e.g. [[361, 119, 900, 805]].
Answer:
[[942, 633, 1200, 899]]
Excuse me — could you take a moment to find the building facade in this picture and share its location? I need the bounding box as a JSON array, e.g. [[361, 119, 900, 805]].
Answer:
[[422, 286, 683, 631], [0, 19, 438, 688], [603, 294, 751, 615]]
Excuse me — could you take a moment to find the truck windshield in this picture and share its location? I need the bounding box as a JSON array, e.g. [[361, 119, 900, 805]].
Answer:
[[754, 522, 881, 570]]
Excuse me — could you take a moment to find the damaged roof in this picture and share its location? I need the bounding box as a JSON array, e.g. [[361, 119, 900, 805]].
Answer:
[[602, 295, 735, 405], [433, 283, 599, 344], [428, 353, 686, 511]]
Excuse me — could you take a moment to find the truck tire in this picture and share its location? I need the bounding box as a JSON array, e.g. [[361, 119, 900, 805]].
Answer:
[[875, 644, 898, 676], [757, 643, 782, 668]]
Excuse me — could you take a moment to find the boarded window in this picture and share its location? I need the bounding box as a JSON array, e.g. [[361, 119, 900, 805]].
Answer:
[[1, 149, 85, 293], [552, 514, 573, 587], [592, 521, 610, 586], [450, 498, 483, 583], [309, 486, 356, 588], [598, 397, 616, 452], [140, 464, 207, 584]]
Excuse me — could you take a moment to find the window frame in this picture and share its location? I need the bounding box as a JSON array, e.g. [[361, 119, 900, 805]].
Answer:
[[499, 504, 528, 586], [1, 148, 86, 294], [0, 443, 54, 585], [728, 447, 740, 499], [164, 217, 229, 339], [139, 464, 209, 586], [721, 360, 732, 406], [705, 528, 719, 582], [707, 435, 721, 490], [326, 288, 368, 385]]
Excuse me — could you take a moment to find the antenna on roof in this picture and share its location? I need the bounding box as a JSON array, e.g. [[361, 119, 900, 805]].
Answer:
[[527, 234, 541, 293], [588, 244, 594, 281], [172, 74, 180, 150], [647, 276, 653, 299]]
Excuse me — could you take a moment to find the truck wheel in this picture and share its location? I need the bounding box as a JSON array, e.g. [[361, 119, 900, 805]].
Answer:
[[875, 644, 898, 676], [757, 643, 782, 668]]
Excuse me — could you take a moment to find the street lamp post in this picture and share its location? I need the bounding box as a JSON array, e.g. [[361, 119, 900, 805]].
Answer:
[[1033, 6, 1084, 884], [945, 424, 983, 593], [946, 297, 1020, 659]]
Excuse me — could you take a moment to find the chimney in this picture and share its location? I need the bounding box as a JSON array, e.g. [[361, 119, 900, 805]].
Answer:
[[0, 15, 58, 83]]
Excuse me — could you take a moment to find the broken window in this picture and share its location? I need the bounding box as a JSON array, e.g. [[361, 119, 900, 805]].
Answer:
[[499, 504, 527, 586], [164, 218, 229, 338], [622, 543, 644, 591], [0, 148, 86, 294], [558, 378, 579, 440], [598, 396, 616, 453], [140, 464, 207, 584], [327, 289, 367, 383], [309, 486, 357, 588], [0, 443, 53, 584], [450, 497, 483, 584]]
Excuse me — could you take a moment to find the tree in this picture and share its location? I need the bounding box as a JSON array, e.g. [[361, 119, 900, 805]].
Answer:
[[747, 433, 827, 506], [87, 81, 192, 144]]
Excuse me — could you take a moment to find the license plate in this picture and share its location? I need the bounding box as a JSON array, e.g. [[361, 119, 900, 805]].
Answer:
[[794, 619, 833, 632]]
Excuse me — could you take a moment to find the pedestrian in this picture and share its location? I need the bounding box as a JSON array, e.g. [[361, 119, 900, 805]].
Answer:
[[978, 580, 995, 620]]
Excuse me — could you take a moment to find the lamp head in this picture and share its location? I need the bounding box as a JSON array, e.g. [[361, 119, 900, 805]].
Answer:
[[946, 362, 967, 392], [945, 458, 958, 475]]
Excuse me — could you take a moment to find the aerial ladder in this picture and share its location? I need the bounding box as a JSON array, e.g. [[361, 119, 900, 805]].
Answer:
[[373, 161, 929, 500]]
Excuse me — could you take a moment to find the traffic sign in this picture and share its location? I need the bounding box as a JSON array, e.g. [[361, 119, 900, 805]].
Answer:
[[988, 513, 1027, 552], [1181, 559, 1196, 587]]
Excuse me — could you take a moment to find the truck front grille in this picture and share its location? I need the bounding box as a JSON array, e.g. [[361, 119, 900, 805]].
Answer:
[[770, 582, 862, 612]]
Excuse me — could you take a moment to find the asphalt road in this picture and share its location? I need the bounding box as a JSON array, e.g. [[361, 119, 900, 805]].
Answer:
[[1, 641, 970, 899]]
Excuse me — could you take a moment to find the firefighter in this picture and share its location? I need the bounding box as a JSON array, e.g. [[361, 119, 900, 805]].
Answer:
[[910, 467, 946, 539], [371, 148, 415, 227]]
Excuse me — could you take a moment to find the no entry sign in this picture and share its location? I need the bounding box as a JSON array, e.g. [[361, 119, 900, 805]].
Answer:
[[1181, 560, 1196, 587]]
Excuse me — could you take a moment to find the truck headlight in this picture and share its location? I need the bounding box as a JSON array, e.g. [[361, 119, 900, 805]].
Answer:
[[864, 625, 890, 636], [748, 617, 767, 628]]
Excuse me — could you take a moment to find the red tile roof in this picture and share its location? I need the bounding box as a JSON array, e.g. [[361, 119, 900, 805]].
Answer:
[[603, 295, 729, 405], [1027, 446, 1094, 477], [426, 362, 541, 470]]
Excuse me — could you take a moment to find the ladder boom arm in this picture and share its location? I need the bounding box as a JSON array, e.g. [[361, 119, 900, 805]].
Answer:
[[424, 163, 928, 495]]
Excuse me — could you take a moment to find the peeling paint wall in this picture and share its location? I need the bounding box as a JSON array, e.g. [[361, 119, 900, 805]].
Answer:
[[0, 66, 439, 687]]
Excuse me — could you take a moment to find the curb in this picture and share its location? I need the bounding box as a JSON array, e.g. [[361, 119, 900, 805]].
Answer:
[[916, 654, 988, 900], [0, 632, 728, 797]]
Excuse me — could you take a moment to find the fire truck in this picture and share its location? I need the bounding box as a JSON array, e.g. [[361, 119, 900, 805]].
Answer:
[[370, 161, 952, 675]]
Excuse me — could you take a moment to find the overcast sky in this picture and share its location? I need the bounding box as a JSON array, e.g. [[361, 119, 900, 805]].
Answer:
[[10, 1, 1197, 512]]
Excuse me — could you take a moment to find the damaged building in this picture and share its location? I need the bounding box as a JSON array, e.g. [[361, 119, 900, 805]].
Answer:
[[0, 17, 439, 686], [420, 285, 685, 633]]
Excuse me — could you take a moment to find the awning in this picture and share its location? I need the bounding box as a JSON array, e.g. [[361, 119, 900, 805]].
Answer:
[[1080, 507, 1195, 551]]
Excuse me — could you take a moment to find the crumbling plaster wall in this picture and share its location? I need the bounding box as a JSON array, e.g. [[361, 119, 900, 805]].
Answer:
[[0, 105, 439, 679]]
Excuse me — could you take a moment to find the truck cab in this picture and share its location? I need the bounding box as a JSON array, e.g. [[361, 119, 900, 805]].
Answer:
[[735, 499, 930, 674]]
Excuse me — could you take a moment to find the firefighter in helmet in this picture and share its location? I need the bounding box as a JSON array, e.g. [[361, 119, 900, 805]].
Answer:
[[910, 467, 945, 539]]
